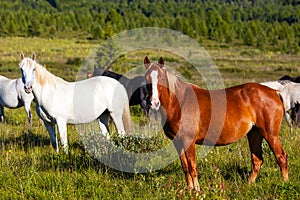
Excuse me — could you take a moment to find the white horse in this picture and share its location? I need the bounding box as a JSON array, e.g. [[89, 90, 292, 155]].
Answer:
[[260, 80, 299, 126], [279, 82, 300, 125], [260, 80, 295, 90], [0, 75, 34, 125], [19, 52, 131, 153]]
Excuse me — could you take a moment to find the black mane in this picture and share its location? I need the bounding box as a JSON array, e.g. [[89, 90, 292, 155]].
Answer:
[[279, 75, 300, 83]]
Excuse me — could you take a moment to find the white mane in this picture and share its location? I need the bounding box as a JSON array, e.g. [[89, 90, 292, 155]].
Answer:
[[165, 69, 179, 95], [34, 61, 68, 87]]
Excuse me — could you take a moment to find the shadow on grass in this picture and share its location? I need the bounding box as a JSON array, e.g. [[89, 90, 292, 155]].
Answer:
[[220, 163, 249, 181], [0, 128, 182, 180], [0, 129, 50, 152], [35, 137, 183, 181]]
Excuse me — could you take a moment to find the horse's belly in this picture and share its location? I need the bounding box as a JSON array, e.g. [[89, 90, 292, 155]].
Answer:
[[217, 122, 254, 145], [0, 96, 21, 108], [197, 120, 254, 146], [67, 114, 100, 124], [66, 103, 107, 124]]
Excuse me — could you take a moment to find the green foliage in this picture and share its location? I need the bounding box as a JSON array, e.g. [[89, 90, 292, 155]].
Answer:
[[0, 0, 300, 53], [66, 57, 82, 66]]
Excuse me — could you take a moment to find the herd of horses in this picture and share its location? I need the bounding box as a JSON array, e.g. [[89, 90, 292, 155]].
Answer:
[[1, 52, 300, 191]]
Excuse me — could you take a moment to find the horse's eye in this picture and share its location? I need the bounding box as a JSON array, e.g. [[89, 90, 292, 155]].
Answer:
[[33, 68, 36, 71]]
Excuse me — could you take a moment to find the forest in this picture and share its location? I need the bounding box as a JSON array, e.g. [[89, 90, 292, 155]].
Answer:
[[1, 0, 300, 53]]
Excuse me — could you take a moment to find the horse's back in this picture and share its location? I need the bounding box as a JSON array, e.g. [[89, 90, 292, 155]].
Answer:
[[227, 83, 283, 111], [0, 75, 9, 81], [196, 82, 282, 107], [88, 76, 128, 106], [0, 76, 12, 86]]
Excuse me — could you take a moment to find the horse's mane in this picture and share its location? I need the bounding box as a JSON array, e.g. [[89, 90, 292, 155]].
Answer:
[[165, 69, 179, 95], [34, 62, 68, 87], [146, 64, 179, 94]]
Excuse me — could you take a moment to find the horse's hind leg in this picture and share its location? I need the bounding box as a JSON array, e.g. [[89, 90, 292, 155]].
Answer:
[[98, 110, 110, 138], [247, 129, 264, 183], [110, 106, 125, 136], [264, 134, 288, 182], [0, 105, 4, 123], [109, 111, 125, 136]]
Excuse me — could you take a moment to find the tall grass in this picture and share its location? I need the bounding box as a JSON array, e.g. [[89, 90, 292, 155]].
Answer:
[[0, 37, 299, 199]]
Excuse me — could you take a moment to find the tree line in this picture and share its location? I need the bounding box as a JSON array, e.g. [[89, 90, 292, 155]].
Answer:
[[1, 0, 300, 53]]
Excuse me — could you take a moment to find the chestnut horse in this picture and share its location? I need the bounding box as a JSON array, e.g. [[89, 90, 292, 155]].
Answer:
[[144, 56, 288, 191]]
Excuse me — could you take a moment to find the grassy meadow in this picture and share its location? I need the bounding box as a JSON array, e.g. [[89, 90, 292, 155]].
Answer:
[[0, 37, 300, 199]]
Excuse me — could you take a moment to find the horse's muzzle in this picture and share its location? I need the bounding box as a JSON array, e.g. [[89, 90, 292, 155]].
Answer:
[[150, 99, 160, 110], [24, 86, 33, 93]]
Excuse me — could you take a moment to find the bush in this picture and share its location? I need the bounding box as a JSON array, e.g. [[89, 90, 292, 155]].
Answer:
[[66, 57, 82, 66]]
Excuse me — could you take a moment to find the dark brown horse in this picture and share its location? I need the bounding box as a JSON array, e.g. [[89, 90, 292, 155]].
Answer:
[[144, 56, 288, 191]]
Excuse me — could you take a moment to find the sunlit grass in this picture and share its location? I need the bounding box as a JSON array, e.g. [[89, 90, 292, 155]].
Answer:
[[0, 37, 299, 199]]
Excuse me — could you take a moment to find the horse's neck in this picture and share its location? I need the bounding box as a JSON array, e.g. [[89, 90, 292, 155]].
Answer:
[[159, 79, 187, 116], [33, 64, 68, 102], [114, 73, 129, 86], [35, 64, 68, 87]]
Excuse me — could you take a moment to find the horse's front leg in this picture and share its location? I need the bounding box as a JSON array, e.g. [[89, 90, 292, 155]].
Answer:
[[56, 119, 68, 154], [23, 102, 32, 126], [173, 138, 199, 191], [98, 111, 110, 139], [0, 105, 4, 123], [44, 121, 58, 153]]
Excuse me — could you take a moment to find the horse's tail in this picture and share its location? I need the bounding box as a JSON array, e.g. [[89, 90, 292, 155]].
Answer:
[[122, 95, 131, 134], [276, 90, 286, 114]]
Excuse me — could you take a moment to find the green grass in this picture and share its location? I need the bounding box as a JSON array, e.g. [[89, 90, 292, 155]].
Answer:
[[0, 37, 300, 199]]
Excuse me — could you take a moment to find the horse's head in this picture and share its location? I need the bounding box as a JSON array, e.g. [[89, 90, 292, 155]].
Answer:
[[144, 56, 167, 111], [19, 52, 36, 93]]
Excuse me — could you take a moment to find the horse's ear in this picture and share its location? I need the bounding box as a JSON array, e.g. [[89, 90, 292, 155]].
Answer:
[[158, 57, 164, 68], [32, 52, 36, 61], [144, 56, 151, 69], [20, 52, 25, 60]]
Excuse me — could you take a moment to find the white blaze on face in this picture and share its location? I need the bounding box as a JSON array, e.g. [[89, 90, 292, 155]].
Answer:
[[150, 70, 160, 110], [20, 58, 35, 93]]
